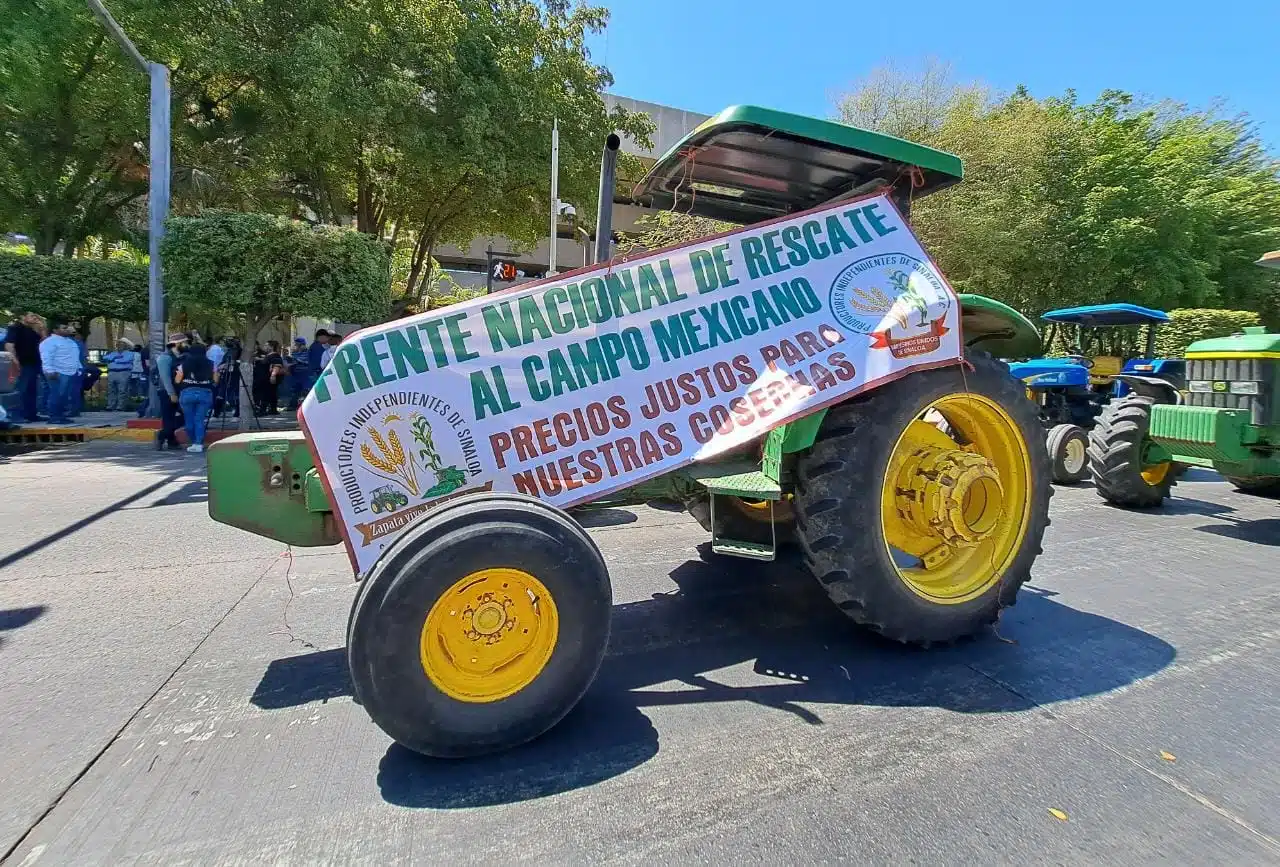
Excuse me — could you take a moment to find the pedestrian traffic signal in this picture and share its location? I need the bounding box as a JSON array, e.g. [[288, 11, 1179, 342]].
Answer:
[[491, 260, 518, 281]]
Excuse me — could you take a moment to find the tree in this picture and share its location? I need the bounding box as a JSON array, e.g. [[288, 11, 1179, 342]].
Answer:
[[619, 210, 736, 258], [0, 251, 147, 332], [832, 65, 1280, 322], [245, 0, 654, 311], [162, 210, 391, 426], [0, 0, 272, 254]]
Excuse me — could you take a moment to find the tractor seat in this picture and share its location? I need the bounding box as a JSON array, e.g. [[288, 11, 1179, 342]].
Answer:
[[1089, 355, 1124, 384]]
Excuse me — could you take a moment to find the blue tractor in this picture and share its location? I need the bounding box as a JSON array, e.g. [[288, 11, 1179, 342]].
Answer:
[[1008, 304, 1184, 484]]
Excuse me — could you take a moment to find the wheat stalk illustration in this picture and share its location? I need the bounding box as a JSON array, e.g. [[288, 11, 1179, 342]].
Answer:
[[845, 285, 911, 329], [360, 426, 421, 497]]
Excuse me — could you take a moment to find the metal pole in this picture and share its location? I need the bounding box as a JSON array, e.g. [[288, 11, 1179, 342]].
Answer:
[[549, 119, 559, 275], [594, 134, 621, 265], [485, 247, 495, 295], [87, 1, 169, 416], [86, 0, 147, 71], [147, 62, 170, 413]]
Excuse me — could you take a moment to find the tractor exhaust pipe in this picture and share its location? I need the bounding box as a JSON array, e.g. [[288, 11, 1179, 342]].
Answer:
[[594, 133, 621, 264]]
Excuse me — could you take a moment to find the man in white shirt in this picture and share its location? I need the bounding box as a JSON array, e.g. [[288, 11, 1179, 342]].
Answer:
[[39, 322, 82, 424]]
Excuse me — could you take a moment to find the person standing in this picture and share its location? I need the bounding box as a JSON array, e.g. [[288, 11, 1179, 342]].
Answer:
[[175, 340, 217, 454], [70, 331, 96, 417], [206, 336, 226, 372], [103, 338, 137, 411], [285, 337, 311, 411], [258, 340, 285, 415], [154, 333, 187, 450], [4, 313, 46, 423], [38, 322, 81, 425], [306, 329, 330, 377], [129, 342, 146, 406]]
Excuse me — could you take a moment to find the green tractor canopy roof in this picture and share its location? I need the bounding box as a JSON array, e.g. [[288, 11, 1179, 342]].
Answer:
[[632, 105, 963, 224]]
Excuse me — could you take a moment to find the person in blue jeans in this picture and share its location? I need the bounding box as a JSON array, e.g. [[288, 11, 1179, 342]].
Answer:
[[175, 341, 217, 453], [38, 322, 82, 424]]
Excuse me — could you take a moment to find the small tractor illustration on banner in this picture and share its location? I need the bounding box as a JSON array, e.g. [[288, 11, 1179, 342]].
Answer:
[[369, 486, 409, 514]]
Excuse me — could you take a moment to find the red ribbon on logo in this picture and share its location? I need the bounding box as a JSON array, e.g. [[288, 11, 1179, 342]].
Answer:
[[869, 317, 950, 357]]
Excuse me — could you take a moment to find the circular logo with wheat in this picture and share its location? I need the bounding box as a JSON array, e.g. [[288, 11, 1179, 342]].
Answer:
[[333, 393, 485, 548], [828, 254, 952, 358]]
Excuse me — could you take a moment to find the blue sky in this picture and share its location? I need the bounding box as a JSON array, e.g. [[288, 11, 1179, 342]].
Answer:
[[589, 0, 1280, 150]]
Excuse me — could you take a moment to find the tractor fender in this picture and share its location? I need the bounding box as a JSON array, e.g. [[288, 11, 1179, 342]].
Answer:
[[1114, 374, 1181, 404], [781, 295, 1041, 454]]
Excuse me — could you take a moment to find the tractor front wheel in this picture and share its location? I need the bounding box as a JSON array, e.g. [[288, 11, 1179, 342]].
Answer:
[[793, 351, 1051, 644], [1087, 394, 1176, 508], [1047, 423, 1089, 484], [347, 491, 611, 757]]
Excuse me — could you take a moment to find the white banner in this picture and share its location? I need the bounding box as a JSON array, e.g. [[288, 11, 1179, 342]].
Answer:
[[300, 194, 964, 573]]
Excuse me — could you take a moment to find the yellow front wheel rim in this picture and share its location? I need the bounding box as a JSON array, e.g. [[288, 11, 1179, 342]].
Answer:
[[420, 568, 559, 703], [880, 394, 1032, 604]]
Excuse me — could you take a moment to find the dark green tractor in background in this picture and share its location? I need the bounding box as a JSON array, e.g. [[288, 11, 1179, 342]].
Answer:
[[1088, 250, 1280, 504]]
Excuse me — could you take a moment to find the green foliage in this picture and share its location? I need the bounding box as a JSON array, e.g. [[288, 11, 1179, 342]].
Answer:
[[833, 63, 1280, 323], [161, 211, 390, 341], [0, 251, 146, 322], [1154, 308, 1263, 357], [619, 210, 737, 257], [1, 0, 652, 289]]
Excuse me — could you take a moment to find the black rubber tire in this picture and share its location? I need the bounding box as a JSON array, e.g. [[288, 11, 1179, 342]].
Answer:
[[1087, 394, 1176, 508], [1223, 475, 1280, 497], [793, 351, 1052, 645], [1047, 423, 1090, 485], [347, 491, 612, 758]]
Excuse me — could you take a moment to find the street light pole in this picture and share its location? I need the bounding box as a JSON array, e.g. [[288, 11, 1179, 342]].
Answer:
[[549, 119, 559, 275], [87, 0, 169, 415]]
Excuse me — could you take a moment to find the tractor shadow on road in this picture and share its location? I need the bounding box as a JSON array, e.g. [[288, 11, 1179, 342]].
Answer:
[[257, 547, 1177, 811], [0, 604, 48, 652], [1194, 517, 1280, 546]]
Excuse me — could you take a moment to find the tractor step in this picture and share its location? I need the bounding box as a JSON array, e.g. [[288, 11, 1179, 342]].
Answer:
[[710, 538, 776, 561], [688, 460, 781, 499]]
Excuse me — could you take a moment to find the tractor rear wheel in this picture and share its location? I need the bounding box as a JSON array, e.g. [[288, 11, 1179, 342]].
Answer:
[[347, 491, 611, 757], [793, 351, 1051, 644], [1087, 394, 1176, 508], [1047, 423, 1089, 484]]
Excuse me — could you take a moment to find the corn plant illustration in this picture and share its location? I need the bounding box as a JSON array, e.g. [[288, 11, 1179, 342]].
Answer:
[[845, 270, 931, 331], [410, 412, 466, 498], [888, 269, 931, 327], [359, 422, 421, 498]]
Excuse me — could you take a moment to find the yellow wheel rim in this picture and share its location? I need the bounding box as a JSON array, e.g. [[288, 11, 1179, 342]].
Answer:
[[728, 497, 793, 523], [1140, 462, 1170, 485], [880, 394, 1032, 604], [420, 568, 559, 703]]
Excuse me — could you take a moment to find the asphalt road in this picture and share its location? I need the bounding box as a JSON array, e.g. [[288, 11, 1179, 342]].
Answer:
[[1, 441, 1278, 865]]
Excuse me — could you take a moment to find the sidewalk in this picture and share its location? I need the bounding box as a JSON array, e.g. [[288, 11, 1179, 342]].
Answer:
[[0, 409, 300, 445]]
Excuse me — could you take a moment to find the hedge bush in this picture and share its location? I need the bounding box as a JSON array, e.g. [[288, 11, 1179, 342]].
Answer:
[[0, 252, 147, 323], [162, 211, 391, 340], [1154, 308, 1263, 357]]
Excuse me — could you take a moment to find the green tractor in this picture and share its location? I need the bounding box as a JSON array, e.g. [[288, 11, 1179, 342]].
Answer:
[[369, 486, 409, 514], [207, 105, 1051, 758], [1089, 251, 1280, 504]]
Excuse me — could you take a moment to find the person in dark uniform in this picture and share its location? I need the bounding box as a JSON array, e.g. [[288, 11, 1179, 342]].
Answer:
[[257, 340, 285, 415], [4, 313, 46, 423], [154, 333, 188, 450]]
